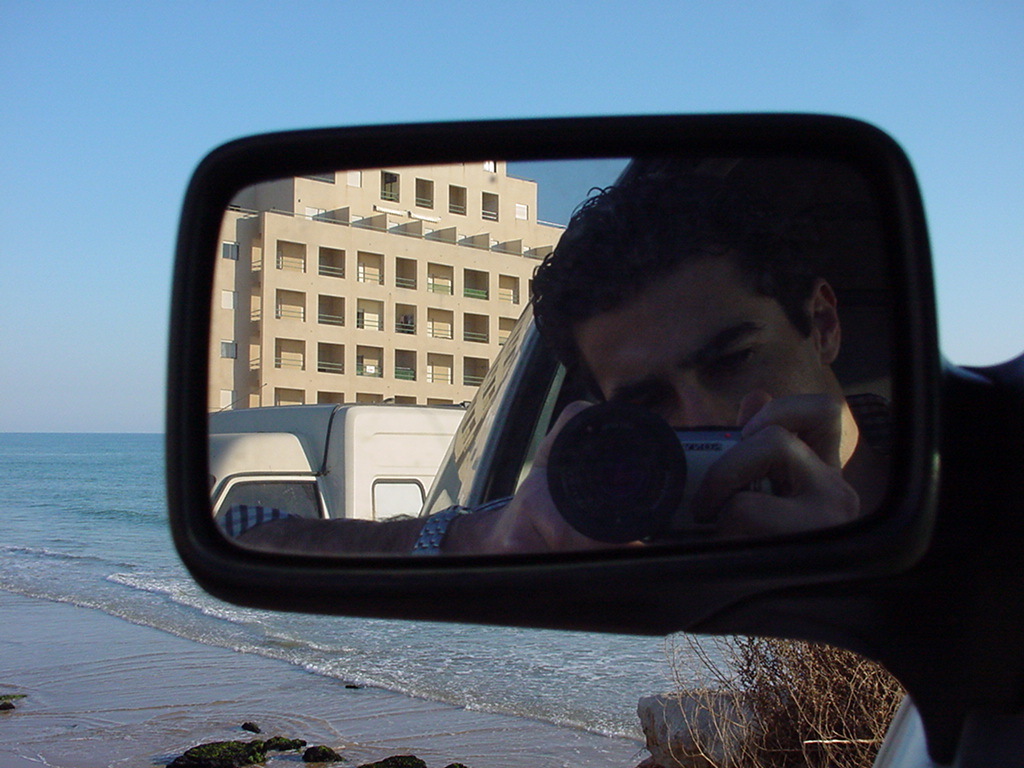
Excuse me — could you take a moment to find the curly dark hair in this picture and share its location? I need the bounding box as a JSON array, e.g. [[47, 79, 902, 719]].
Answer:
[[531, 166, 821, 381]]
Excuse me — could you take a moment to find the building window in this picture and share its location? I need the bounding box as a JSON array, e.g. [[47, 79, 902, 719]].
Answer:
[[464, 357, 489, 387], [220, 341, 237, 359], [317, 294, 345, 326], [395, 257, 417, 289], [275, 388, 305, 406], [464, 269, 489, 300], [356, 251, 384, 284], [302, 171, 335, 183], [221, 290, 236, 310], [356, 299, 384, 331], [347, 171, 362, 187], [381, 171, 400, 202], [515, 203, 529, 221], [415, 178, 434, 209], [483, 161, 497, 172], [276, 241, 306, 272], [449, 185, 467, 215], [394, 350, 417, 382], [318, 247, 345, 278], [222, 242, 239, 260], [317, 342, 345, 375], [219, 390, 235, 409], [482, 192, 499, 221], [395, 303, 416, 335]]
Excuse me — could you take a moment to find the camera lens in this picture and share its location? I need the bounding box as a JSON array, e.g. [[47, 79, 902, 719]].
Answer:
[[547, 402, 686, 543]]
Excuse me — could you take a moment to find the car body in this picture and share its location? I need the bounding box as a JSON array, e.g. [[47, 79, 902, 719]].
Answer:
[[167, 115, 1024, 767]]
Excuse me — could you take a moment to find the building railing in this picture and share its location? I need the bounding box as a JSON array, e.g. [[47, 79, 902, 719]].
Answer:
[[395, 275, 417, 289], [318, 312, 344, 326], [275, 306, 305, 321], [463, 373, 485, 386], [464, 287, 489, 300], [275, 354, 305, 370], [498, 288, 519, 304], [250, 308, 262, 321], [498, 332, 511, 346], [395, 321, 415, 334], [449, 202, 466, 215], [428, 323, 453, 340], [317, 360, 345, 374], [356, 315, 383, 331], [427, 279, 453, 295], [276, 254, 305, 272], [482, 209, 498, 222], [357, 267, 384, 284], [394, 366, 416, 381], [318, 263, 345, 278], [463, 331, 488, 343], [427, 367, 453, 384], [356, 363, 383, 378]]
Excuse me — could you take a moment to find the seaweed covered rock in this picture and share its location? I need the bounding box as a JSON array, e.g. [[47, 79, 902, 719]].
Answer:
[[241, 722, 261, 734], [358, 757, 427, 768], [303, 744, 344, 762], [265, 736, 308, 751], [168, 740, 266, 768], [442, 764, 470, 768], [0, 701, 15, 711]]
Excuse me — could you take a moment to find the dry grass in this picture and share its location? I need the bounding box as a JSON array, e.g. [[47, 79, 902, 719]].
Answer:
[[662, 636, 905, 768]]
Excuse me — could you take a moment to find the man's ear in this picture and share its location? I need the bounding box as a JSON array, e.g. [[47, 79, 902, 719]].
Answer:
[[810, 279, 841, 365]]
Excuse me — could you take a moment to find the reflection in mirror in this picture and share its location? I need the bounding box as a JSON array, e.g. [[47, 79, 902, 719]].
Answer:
[[209, 156, 892, 557]]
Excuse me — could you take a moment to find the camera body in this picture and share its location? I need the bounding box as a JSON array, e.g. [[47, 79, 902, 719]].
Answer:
[[546, 402, 750, 543]]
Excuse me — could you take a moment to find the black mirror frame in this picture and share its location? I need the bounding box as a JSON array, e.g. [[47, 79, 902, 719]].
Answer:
[[167, 114, 939, 635]]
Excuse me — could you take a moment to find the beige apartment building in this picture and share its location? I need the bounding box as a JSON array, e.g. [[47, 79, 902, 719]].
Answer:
[[209, 161, 563, 411]]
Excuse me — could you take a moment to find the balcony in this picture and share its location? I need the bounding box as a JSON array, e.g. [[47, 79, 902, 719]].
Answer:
[[275, 354, 304, 370], [275, 306, 305, 321], [463, 287, 489, 300], [463, 373, 485, 386], [428, 323, 453, 340], [427, 279, 453, 295], [356, 363, 383, 378], [317, 360, 345, 375], [318, 312, 344, 327], [394, 366, 416, 381], [427, 367, 453, 384], [463, 330, 488, 344], [395, 320, 415, 334], [395, 276, 416, 289]]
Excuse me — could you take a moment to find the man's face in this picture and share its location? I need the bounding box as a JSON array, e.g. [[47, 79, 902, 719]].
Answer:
[[574, 255, 841, 429]]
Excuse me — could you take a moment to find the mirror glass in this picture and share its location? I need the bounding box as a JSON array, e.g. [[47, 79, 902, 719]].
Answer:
[[208, 156, 893, 556]]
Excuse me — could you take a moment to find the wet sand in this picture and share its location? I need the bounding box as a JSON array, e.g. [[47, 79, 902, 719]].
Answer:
[[0, 591, 644, 767]]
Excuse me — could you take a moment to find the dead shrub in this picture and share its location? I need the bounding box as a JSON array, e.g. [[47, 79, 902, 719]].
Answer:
[[663, 636, 904, 768]]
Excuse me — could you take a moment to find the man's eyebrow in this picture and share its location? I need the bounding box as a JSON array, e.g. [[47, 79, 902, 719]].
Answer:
[[606, 321, 765, 403]]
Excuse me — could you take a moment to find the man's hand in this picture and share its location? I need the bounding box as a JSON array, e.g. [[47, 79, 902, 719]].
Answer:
[[693, 392, 860, 537], [445, 401, 612, 554]]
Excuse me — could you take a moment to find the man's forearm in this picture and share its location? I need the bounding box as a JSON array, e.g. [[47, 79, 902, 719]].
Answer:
[[237, 516, 425, 555]]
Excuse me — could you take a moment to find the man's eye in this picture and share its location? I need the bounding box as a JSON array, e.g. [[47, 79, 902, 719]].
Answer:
[[706, 348, 754, 376]]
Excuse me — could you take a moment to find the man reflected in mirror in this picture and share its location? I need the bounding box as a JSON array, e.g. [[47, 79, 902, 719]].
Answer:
[[235, 166, 891, 554]]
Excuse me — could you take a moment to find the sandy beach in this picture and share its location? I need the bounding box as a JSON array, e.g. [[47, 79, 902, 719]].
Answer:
[[0, 591, 645, 768]]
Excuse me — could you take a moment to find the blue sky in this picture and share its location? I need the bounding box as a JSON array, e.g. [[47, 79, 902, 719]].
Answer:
[[1, 1, 1021, 432]]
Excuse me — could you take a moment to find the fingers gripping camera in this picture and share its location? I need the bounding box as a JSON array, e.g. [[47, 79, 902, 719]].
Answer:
[[546, 402, 769, 543]]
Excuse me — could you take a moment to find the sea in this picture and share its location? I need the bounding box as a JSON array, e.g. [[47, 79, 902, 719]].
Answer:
[[0, 432, 721, 762]]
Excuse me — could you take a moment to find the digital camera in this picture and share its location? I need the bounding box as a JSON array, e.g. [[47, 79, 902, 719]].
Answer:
[[546, 402, 748, 543]]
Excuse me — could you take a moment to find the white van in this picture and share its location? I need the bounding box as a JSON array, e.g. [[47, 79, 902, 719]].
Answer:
[[209, 404, 466, 524]]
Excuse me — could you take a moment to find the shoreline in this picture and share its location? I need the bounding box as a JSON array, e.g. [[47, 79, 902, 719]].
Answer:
[[0, 591, 644, 767]]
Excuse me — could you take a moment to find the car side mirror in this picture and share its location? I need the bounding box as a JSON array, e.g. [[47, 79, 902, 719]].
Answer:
[[167, 114, 939, 635]]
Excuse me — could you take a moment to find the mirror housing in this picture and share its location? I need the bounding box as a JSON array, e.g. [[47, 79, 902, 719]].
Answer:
[[168, 114, 939, 635]]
